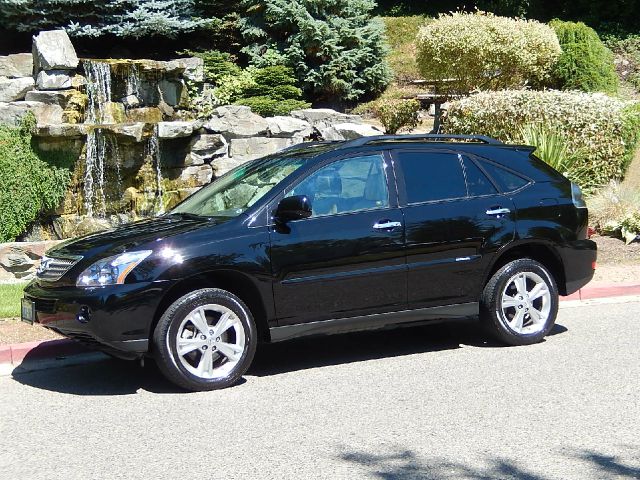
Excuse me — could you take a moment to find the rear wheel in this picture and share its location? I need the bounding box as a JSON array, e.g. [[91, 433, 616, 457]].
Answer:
[[153, 288, 257, 391], [480, 259, 559, 345]]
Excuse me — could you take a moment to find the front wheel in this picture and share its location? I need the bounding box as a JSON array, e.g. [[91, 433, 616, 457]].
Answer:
[[480, 259, 559, 346], [153, 288, 257, 391]]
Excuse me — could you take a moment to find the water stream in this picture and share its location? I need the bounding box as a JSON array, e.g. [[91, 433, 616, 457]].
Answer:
[[81, 59, 162, 218]]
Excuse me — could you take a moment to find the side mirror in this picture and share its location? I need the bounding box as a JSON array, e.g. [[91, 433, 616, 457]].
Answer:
[[275, 195, 312, 223]]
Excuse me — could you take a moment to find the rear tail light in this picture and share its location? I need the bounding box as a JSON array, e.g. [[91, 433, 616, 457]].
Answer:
[[571, 183, 587, 208]]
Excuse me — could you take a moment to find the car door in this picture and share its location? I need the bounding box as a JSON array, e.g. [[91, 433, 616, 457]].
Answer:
[[391, 149, 516, 309], [269, 152, 407, 325]]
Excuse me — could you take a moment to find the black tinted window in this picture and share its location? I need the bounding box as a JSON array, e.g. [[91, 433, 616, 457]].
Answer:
[[397, 152, 466, 203], [463, 157, 498, 197], [479, 161, 530, 192]]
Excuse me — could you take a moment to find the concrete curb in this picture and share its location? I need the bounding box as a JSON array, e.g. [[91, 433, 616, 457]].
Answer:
[[1, 283, 639, 375]]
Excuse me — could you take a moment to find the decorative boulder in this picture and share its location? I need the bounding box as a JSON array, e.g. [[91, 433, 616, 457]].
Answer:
[[188, 133, 227, 160], [180, 164, 214, 185], [0, 101, 64, 126], [0, 53, 34, 78], [0, 77, 35, 102], [157, 121, 194, 139], [267, 116, 313, 138], [113, 123, 146, 142], [229, 136, 297, 162], [36, 70, 73, 90], [25, 89, 76, 108], [166, 57, 205, 83], [319, 122, 383, 141], [32, 30, 79, 71], [205, 105, 269, 138], [290, 108, 362, 132]]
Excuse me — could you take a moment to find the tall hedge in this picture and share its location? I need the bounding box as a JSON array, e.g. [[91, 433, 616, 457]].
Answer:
[[416, 12, 561, 95], [240, 0, 392, 104], [550, 20, 618, 94], [0, 116, 71, 242], [443, 90, 640, 190]]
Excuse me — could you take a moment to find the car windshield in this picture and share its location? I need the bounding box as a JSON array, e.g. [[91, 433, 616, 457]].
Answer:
[[168, 152, 316, 219]]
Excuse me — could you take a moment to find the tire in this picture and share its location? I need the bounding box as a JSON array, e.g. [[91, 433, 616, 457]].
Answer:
[[480, 258, 559, 346], [153, 288, 257, 391]]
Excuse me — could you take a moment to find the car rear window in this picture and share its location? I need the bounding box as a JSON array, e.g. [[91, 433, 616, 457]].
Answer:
[[463, 157, 498, 197], [478, 160, 530, 192], [396, 151, 467, 203]]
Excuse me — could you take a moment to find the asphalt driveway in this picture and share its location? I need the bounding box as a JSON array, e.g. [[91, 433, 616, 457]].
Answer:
[[1, 300, 638, 479]]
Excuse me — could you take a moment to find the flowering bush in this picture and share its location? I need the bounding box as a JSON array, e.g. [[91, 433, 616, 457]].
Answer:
[[416, 12, 561, 95], [444, 90, 640, 189]]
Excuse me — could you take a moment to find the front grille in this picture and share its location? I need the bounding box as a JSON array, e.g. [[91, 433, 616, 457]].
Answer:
[[36, 255, 82, 282]]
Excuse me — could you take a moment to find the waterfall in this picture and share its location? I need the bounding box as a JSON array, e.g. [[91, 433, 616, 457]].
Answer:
[[145, 125, 164, 214], [125, 62, 141, 107], [83, 60, 112, 124], [84, 129, 107, 217]]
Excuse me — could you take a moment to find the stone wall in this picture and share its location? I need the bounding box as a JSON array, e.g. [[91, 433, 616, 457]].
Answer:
[[0, 30, 383, 243]]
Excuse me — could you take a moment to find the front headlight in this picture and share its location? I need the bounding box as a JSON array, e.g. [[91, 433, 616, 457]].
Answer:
[[77, 250, 152, 287]]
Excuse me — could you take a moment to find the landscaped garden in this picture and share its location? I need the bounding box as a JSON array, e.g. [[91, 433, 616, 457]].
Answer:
[[0, 0, 639, 289]]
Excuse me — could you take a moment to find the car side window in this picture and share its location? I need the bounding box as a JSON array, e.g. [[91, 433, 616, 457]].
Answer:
[[396, 151, 467, 203], [286, 154, 389, 217], [478, 160, 530, 192], [463, 157, 498, 197]]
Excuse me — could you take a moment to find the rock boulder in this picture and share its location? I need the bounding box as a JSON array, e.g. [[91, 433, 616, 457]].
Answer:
[[157, 121, 194, 139], [0, 77, 35, 102], [205, 105, 269, 138], [32, 30, 79, 71], [36, 70, 73, 90], [0, 53, 34, 78], [319, 122, 383, 141], [267, 116, 313, 138], [230, 136, 297, 162]]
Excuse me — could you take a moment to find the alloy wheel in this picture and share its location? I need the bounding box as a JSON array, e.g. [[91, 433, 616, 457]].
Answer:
[[169, 304, 246, 379], [499, 271, 552, 335]]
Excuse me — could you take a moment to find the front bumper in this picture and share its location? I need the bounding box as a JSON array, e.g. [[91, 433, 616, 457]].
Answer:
[[23, 279, 173, 358], [559, 239, 597, 295]]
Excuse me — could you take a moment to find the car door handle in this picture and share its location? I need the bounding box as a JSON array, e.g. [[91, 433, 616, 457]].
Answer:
[[486, 207, 511, 216], [373, 220, 402, 230]]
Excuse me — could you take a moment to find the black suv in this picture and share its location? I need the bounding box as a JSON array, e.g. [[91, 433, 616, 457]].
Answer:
[[22, 134, 596, 391]]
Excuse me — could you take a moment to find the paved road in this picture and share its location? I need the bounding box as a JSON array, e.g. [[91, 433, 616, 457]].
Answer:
[[1, 301, 639, 480]]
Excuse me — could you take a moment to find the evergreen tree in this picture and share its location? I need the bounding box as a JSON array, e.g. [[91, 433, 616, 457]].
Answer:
[[240, 0, 392, 105], [0, 0, 204, 38]]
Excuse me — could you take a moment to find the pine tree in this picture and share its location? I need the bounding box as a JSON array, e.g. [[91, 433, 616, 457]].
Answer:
[[0, 0, 204, 38], [240, 0, 391, 105]]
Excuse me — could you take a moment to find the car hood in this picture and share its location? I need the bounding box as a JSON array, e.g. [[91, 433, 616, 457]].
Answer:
[[47, 215, 217, 261]]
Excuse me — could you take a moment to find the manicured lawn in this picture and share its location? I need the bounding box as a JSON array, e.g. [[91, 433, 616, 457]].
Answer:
[[0, 283, 26, 318]]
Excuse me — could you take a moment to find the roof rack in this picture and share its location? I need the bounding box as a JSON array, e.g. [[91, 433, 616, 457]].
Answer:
[[341, 134, 503, 148]]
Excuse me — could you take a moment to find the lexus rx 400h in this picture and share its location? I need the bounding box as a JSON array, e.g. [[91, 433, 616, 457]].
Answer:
[[22, 134, 596, 391]]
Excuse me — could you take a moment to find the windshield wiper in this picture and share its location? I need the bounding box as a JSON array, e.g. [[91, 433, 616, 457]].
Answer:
[[164, 212, 215, 221]]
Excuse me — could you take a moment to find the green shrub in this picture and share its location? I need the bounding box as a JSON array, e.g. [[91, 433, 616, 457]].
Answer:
[[550, 20, 618, 94], [374, 98, 421, 134], [233, 66, 310, 116], [416, 11, 561, 95], [240, 0, 392, 104], [443, 90, 640, 190], [234, 97, 310, 116], [180, 49, 241, 84], [0, 115, 72, 242]]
